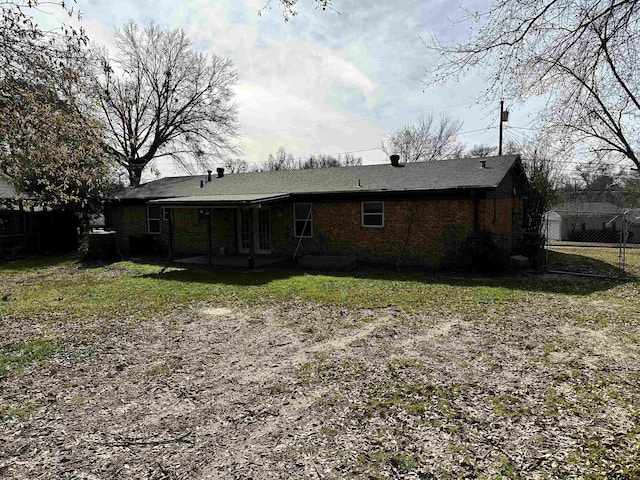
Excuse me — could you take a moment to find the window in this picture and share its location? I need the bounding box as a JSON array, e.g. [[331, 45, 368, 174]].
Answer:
[[362, 201, 384, 227], [294, 203, 312, 237], [147, 206, 162, 234], [163, 208, 171, 221]]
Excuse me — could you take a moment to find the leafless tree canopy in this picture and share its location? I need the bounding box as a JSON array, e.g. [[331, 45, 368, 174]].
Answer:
[[93, 21, 239, 187], [256, 147, 362, 171], [426, 0, 640, 170], [506, 136, 565, 232], [464, 144, 497, 158], [381, 113, 463, 163], [299, 153, 362, 169], [258, 146, 297, 172]]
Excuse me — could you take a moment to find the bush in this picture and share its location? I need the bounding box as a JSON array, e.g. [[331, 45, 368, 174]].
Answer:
[[459, 231, 506, 274]]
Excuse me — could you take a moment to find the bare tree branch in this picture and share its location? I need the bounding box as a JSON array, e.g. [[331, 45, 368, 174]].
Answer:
[[380, 113, 463, 163], [91, 21, 239, 186], [425, 0, 640, 170]]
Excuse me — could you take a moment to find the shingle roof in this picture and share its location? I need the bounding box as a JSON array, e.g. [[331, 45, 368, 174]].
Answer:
[[113, 155, 521, 202]]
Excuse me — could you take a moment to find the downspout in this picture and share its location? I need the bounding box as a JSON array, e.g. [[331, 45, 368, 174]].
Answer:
[[397, 203, 419, 273]]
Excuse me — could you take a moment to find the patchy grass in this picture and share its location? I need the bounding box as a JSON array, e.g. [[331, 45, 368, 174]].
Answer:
[[0, 249, 639, 478], [0, 338, 58, 378], [1, 250, 636, 325]]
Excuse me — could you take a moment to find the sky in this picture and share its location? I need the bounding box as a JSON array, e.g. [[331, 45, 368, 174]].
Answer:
[[35, 0, 541, 179]]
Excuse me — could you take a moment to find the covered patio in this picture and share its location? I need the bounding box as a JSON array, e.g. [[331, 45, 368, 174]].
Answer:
[[151, 193, 292, 266]]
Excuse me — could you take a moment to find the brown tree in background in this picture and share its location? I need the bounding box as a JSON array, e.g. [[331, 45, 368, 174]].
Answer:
[[93, 21, 239, 187], [381, 113, 463, 163]]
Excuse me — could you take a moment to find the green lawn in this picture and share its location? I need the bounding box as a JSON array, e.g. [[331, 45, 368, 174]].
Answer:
[[1, 250, 639, 478]]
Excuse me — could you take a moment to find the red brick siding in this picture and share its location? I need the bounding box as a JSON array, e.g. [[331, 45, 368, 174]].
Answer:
[[478, 198, 511, 233], [106, 204, 170, 254], [312, 199, 475, 265]]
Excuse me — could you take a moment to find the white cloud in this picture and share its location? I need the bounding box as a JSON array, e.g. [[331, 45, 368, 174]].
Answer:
[[34, 0, 537, 177]]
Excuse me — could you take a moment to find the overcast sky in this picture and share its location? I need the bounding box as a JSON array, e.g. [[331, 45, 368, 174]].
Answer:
[[37, 0, 540, 178]]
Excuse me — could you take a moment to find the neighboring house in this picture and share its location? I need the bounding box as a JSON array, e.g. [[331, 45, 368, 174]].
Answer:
[[0, 173, 79, 256], [104, 155, 529, 268], [543, 201, 639, 243]]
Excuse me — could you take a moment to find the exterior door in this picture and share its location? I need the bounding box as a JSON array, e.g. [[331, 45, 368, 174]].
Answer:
[[256, 208, 271, 254], [238, 209, 251, 254], [238, 208, 271, 254]]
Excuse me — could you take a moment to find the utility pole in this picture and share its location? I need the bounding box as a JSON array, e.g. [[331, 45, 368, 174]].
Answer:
[[499, 99, 509, 155]]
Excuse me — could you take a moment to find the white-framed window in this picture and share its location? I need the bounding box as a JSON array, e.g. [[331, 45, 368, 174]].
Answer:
[[147, 206, 162, 234], [294, 203, 313, 238], [362, 201, 384, 228]]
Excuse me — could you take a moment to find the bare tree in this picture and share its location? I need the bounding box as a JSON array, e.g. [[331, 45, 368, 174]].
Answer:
[[426, 0, 640, 171], [224, 158, 249, 174], [504, 137, 565, 233], [258, 148, 362, 171], [381, 113, 463, 163], [464, 144, 497, 158], [259, 146, 297, 172], [93, 21, 239, 187], [575, 158, 619, 203], [300, 153, 362, 169]]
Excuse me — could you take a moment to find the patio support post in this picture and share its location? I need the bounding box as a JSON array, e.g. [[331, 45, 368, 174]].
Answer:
[[168, 208, 174, 262], [248, 207, 255, 258], [207, 208, 213, 266]]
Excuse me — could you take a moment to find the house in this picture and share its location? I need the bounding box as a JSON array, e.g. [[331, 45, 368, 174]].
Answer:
[[543, 201, 640, 244], [0, 173, 79, 257], [104, 155, 528, 268], [544, 201, 619, 243]]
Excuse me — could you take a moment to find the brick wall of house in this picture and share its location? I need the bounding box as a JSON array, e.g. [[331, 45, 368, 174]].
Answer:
[[105, 203, 170, 255], [211, 208, 238, 255], [302, 198, 478, 267], [270, 203, 328, 258], [268, 196, 522, 266], [478, 198, 519, 233], [172, 208, 208, 255], [107, 192, 522, 265]]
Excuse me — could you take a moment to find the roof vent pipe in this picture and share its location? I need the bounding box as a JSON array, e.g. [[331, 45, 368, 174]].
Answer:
[[200, 180, 204, 188], [480, 160, 487, 169], [207, 170, 212, 182], [216, 167, 225, 178], [390, 154, 400, 167]]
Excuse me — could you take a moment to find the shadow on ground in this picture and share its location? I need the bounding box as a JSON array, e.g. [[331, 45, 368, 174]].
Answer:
[[136, 257, 634, 297], [2, 251, 635, 298]]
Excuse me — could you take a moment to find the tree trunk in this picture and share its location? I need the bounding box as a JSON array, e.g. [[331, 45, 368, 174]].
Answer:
[[128, 163, 146, 187]]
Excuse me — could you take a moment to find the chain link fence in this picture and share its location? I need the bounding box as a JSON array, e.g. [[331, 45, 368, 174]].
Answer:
[[542, 203, 640, 278]]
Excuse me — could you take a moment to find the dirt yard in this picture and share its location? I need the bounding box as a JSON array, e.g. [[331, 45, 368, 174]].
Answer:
[[2, 279, 640, 479]]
